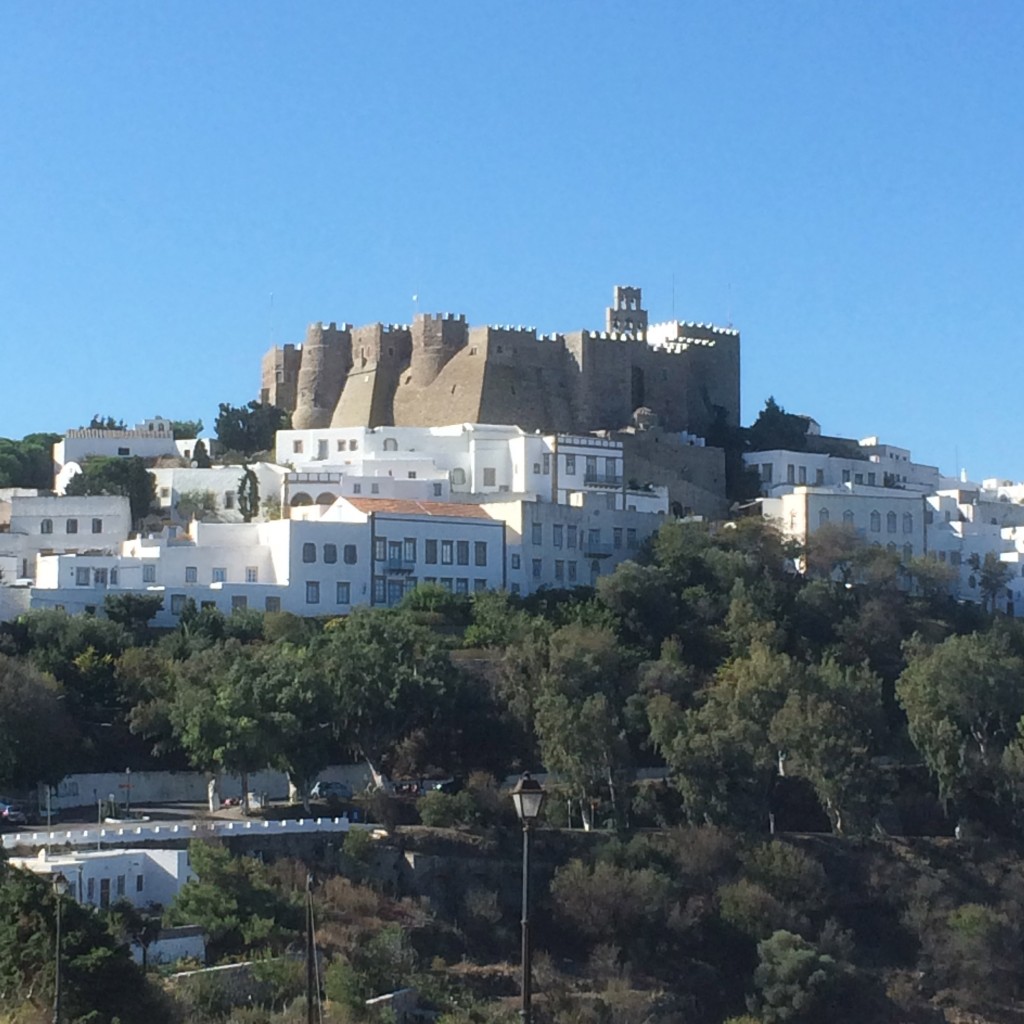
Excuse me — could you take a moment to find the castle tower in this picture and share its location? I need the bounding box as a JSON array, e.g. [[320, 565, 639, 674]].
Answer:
[[605, 285, 648, 337], [291, 322, 352, 429], [408, 313, 468, 388]]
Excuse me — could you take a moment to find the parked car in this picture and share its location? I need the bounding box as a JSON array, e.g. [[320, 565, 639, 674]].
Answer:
[[0, 800, 28, 828], [309, 781, 353, 801]]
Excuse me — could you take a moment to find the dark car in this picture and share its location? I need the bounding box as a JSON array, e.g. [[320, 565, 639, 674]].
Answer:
[[0, 800, 28, 827], [309, 781, 353, 801]]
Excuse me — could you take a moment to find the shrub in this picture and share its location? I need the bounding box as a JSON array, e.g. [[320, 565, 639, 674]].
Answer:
[[743, 841, 826, 912], [749, 930, 843, 1023], [718, 879, 807, 941]]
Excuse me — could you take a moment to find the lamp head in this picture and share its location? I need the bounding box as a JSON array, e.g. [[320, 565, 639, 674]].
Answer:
[[511, 772, 545, 823]]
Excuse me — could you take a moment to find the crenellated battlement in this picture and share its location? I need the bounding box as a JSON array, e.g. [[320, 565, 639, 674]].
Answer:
[[415, 312, 467, 324]]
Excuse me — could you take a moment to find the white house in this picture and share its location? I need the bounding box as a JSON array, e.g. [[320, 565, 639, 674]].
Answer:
[[8, 847, 195, 911], [150, 462, 288, 522], [53, 418, 181, 480]]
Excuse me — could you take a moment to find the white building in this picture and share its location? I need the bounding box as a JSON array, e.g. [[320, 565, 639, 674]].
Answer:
[[0, 493, 131, 582], [54, 417, 181, 480], [8, 847, 194, 911], [745, 439, 940, 499], [150, 462, 288, 522]]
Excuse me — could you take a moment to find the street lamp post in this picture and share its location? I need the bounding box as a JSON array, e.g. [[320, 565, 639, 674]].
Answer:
[[52, 873, 68, 1024], [511, 772, 546, 1024]]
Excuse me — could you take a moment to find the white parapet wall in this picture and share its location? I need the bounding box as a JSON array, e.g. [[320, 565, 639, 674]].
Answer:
[[2, 816, 358, 851]]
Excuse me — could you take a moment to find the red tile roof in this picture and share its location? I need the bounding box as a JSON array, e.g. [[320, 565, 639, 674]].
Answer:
[[345, 498, 495, 520]]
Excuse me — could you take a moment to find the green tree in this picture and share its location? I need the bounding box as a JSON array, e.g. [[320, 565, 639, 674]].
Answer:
[[170, 418, 203, 440], [746, 397, 811, 454], [65, 455, 156, 524], [0, 654, 78, 790], [86, 414, 127, 430], [177, 488, 218, 520], [0, 433, 61, 488], [897, 631, 1024, 811], [190, 437, 212, 468], [103, 592, 164, 636], [237, 466, 260, 522], [214, 401, 289, 457], [749, 930, 843, 1023]]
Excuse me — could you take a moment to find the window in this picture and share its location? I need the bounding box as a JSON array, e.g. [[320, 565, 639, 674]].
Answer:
[[565, 455, 576, 475], [136, 874, 144, 893], [212, 567, 227, 583], [306, 581, 320, 604], [171, 594, 186, 614], [117, 447, 130, 456], [388, 540, 402, 565], [87, 878, 95, 902], [761, 464, 773, 483], [532, 522, 542, 545], [407, 471, 417, 479], [451, 468, 466, 486], [344, 545, 357, 565], [317, 439, 328, 460], [374, 538, 387, 561], [324, 543, 337, 564], [511, 582, 520, 594], [371, 482, 380, 494], [293, 440, 304, 454], [142, 564, 156, 583], [92, 518, 103, 534], [588, 528, 601, 548], [474, 541, 487, 566], [40, 518, 52, 534], [854, 473, 864, 485], [626, 528, 637, 549], [888, 542, 897, 555], [843, 510, 855, 526], [116, 875, 126, 897], [819, 508, 830, 526], [532, 558, 542, 579], [246, 566, 259, 583], [404, 538, 416, 562], [483, 467, 496, 487], [798, 466, 807, 485], [66, 519, 78, 534], [265, 596, 281, 613], [869, 511, 881, 533], [887, 511, 897, 533], [951, 551, 961, 566], [457, 540, 469, 565], [185, 566, 198, 583], [425, 539, 438, 564], [613, 527, 623, 549], [433, 482, 443, 497], [94, 568, 107, 586], [383, 437, 398, 451], [441, 540, 454, 565], [455, 578, 469, 594], [373, 577, 387, 602], [337, 582, 351, 604], [474, 578, 487, 592], [349, 439, 358, 451], [352, 483, 362, 494], [511, 553, 521, 570], [110, 568, 118, 585], [542, 454, 551, 475], [903, 512, 913, 534], [76, 567, 90, 586], [555, 560, 564, 581], [440, 578, 453, 592], [568, 560, 577, 582], [815, 468, 824, 485], [842, 469, 851, 484], [224, 491, 235, 509], [232, 596, 248, 611], [553, 525, 563, 548], [302, 542, 316, 563], [567, 525, 577, 549], [787, 464, 795, 484], [868, 472, 876, 486]]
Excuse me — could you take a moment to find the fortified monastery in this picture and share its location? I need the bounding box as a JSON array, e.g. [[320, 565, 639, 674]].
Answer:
[[260, 286, 741, 438]]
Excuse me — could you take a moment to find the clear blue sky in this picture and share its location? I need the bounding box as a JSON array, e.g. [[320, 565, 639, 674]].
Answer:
[[2, 3, 1021, 481]]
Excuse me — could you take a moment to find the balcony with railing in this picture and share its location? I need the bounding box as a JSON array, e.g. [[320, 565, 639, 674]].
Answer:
[[583, 471, 623, 488], [384, 557, 417, 574], [582, 541, 614, 558]]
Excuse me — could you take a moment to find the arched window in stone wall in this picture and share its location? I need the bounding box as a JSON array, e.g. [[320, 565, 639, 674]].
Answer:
[[843, 510, 855, 526], [903, 512, 914, 534], [818, 508, 830, 527], [40, 519, 52, 534], [383, 437, 398, 451], [887, 542, 897, 554], [903, 543, 913, 562], [315, 492, 335, 505], [870, 511, 881, 533], [887, 511, 897, 533], [290, 492, 313, 506]]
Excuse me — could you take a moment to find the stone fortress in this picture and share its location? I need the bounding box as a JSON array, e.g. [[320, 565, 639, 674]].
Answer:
[[260, 286, 740, 439]]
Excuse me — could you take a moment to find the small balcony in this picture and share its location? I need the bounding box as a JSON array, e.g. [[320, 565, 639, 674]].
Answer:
[[584, 472, 623, 488], [582, 541, 614, 558], [384, 557, 417, 574]]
